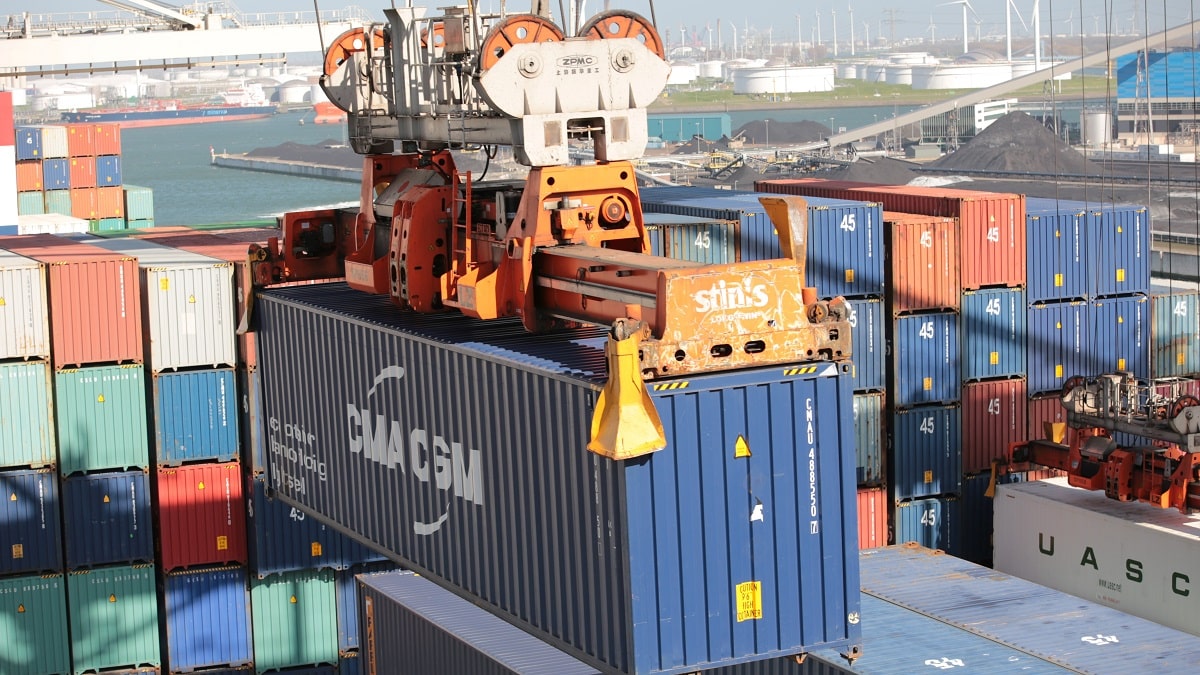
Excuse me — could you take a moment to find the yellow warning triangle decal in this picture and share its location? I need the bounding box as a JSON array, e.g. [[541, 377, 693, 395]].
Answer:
[[0, 298, 6, 306], [17, 604, 25, 613], [290, 595, 298, 604], [108, 594, 117, 603], [188, 295, 196, 304], [103, 495, 111, 504], [197, 482, 206, 490], [735, 435, 751, 458], [97, 394, 106, 403], [9, 493, 15, 502]]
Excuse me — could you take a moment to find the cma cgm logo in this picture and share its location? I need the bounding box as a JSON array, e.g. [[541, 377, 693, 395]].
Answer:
[[557, 54, 597, 68], [694, 279, 770, 312], [345, 365, 484, 536]]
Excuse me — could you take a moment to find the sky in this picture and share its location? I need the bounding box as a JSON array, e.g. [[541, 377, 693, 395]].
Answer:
[[21, 1, 1200, 48]]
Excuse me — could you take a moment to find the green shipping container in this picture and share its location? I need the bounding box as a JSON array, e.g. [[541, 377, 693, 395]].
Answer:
[[55, 365, 150, 475], [126, 218, 155, 230], [16, 192, 45, 215], [0, 573, 71, 675], [122, 185, 154, 222], [67, 564, 160, 674], [0, 361, 55, 470], [94, 217, 126, 232], [43, 190, 71, 217], [250, 568, 337, 673]]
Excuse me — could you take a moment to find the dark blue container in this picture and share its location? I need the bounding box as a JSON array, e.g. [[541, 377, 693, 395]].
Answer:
[[643, 212, 737, 265], [891, 311, 960, 407], [335, 563, 400, 653], [339, 651, 361, 675], [1090, 203, 1149, 298], [42, 158, 70, 190], [0, 468, 63, 575], [96, 154, 123, 186], [62, 470, 154, 568], [852, 392, 884, 486], [960, 287, 1026, 381], [1090, 294, 1149, 379], [846, 297, 884, 392], [1025, 198, 1089, 303], [248, 477, 348, 577], [153, 368, 239, 466], [163, 565, 253, 671], [959, 471, 1034, 566], [890, 405, 962, 501], [1026, 301, 1090, 395], [14, 126, 43, 160], [893, 496, 961, 555]]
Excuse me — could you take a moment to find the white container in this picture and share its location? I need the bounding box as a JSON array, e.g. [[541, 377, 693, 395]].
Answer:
[[33, 124, 69, 158], [65, 236, 236, 372], [0, 247, 50, 360], [17, 213, 90, 235], [994, 477, 1200, 638]]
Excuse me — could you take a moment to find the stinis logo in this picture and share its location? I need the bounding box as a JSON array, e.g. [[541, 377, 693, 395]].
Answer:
[[693, 278, 770, 312], [346, 365, 484, 536]]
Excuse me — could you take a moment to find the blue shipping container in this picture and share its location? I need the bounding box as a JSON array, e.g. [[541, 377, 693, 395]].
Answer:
[[0, 468, 63, 575], [1026, 301, 1090, 395], [42, 158, 70, 190], [340, 651, 360, 675], [890, 405, 961, 501], [163, 565, 253, 671], [335, 563, 400, 653], [1090, 203, 1149, 298], [1150, 285, 1200, 378], [248, 477, 348, 576], [62, 470, 154, 568], [1090, 294, 1149, 379], [852, 393, 884, 486], [893, 497, 961, 555], [960, 287, 1026, 381], [14, 126, 43, 160], [153, 368, 239, 466], [256, 284, 863, 675], [846, 297, 884, 392], [96, 155, 123, 186], [644, 212, 737, 264], [1025, 198, 1089, 303], [891, 311, 960, 407], [0, 361, 55, 470]]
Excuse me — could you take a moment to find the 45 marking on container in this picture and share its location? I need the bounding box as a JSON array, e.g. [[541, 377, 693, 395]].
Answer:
[[1081, 634, 1120, 646], [925, 657, 966, 670], [694, 231, 711, 249], [735, 580, 763, 622]]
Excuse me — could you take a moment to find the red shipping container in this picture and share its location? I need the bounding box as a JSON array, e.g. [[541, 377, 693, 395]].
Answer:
[[15, 160, 43, 191], [70, 187, 99, 220], [0, 91, 12, 146], [1026, 392, 1072, 448], [856, 486, 888, 550], [887, 211, 960, 315], [961, 378, 1028, 474], [69, 156, 97, 189], [92, 123, 122, 156], [0, 234, 143, 368], [156, 462, 247, 571], [96, 186, 125, 219], [65, 123, 96, 157]]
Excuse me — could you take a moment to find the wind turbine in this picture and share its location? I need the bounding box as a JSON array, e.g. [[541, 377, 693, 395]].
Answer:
[[863, 20, 870, 47], [815, 8, 822, 46], [849, 6, 856, 56], [927, 15, 937, 44], [1063, 9, 1074, 38], [832, 9, 838, 57], [1004, 0, 1027, 63], [938, 0, 980, 54], [1030, 0, 1041, 68]]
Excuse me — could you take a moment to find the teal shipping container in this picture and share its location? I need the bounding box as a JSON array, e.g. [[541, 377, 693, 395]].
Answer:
[[122, 185, 154, 221], [0, 361, 54, 469], [55, 364, 150, 475], [250, 568, 339, 674], [126, 218, 155, 229], [1150, 284, 1200, 378], [44, 190, 71, 217], [16, 191, 45, 215], [67, 564, 161, 674], [646, 113, 732, 142], [95, 217, 126, 232], [852, 392, 884, 486], [0, 573, 72, 675]]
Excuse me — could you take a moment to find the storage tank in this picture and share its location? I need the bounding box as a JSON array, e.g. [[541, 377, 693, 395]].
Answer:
[[836, 62, 859, 79], [890, 51, 931, 65], [732, 65, 834, 94], [1080, 109, 1113, 146], [863, 62, 888, 82], [666, 62, 698, 85], [912, 62, 1013, 89], [277, 81, 309, 104], [697, 60, 724, 78], [885, 65, 913, 85]]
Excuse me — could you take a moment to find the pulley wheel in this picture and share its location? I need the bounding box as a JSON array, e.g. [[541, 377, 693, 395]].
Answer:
[[1060, 375, 1086, 402], [478, 15, 565, 71], [1171, 395, 1200, 420], [579, 10, 665, 60], [324, 27, 387, 77]]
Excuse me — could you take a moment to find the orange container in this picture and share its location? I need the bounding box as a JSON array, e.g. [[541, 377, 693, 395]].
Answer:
[[65, 123, 96, 157], [961, 378, 1028, 475], [92, 123, 122, 156], [0, 234, 143, 368], [15, 159, 43, 191], [70, 187, 99, 220], [857, 486, 888, 550], [156, 461, 248, 571], [69, 156, 97, 189], [96, 186, 125, 219], [887, 211, 960, 315]]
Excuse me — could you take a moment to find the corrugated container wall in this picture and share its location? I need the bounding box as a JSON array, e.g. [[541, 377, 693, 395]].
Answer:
[[1026, 393, 1068, 443], [248, 477, 349, 576], [96, 154, 122, 186], [644, 213, 737, 264], [0, 573, 72, 675], [123, 185, 155, 222], [0, 468, 63, 575], [0, 361, 55, 470], [250, 569, 339, 674], [855, 487, 887, 549], [241, 366, 267, 474], [67, 564, 160, 674], [890, 405, 961, 501], [852, 392, 884, 485], [42, 159, 70, 190], [152, 368, 239, 466], [15, 126, 43, 160], [65, 123, 95, 157], [34, 125, 68, 158], [0, 234, 143, 369], [960, 378, 1027, 475], [846, 297, 884, 391], [0, 249, 50, 360], [335, 563, 399, 654], [959, 471, 1034, 566], [15, 160, 43, 192], [70, 187, 98, 221], [1026, 301, 1089, 395], [1091, 204, 1150, 298], [256, 284, 863, 675], [163, 565, 254, 672], [1150, 285, 1200, 378], [96, 186, 124, 220], [93, 123, 122, 156], [17, 191, 44, 216], [1091, 294, 1149, 378], [69, 156, 96, 189], [1025, 198, 1088, 303], [864, 542, 1200, 671], [68, 236, 236, 371], [961, 287, 1026, 381], [156, 461, 248, 571], [885, 212, 959, 315], [892, 498, 961, 555], [55, 364, 149, 475], [61, 470, 154, 568], [44, 190, 71, 217], [890, 311, 960, 407]]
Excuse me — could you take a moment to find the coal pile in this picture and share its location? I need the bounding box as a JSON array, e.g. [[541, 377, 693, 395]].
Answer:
[[824, 156, 919, 184], [930, 111, 1098, 175], [735, 119, 830, 145]]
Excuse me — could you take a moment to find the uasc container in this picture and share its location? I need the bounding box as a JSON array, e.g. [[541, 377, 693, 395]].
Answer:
[[0, 361, 55, 470], [164, 565, 253, 672], [257, 284, 863, 675], [62, 470, 154, 568], [891, 311, 960, 407], [152, 367, 239, 466], [67, 564, 161, 674], [890, 405, 961, 501], [55, 364, 150, 475], [251, 568, 338, 674], [156, 461, 248, 571], [0, 573, 72, 675], [0, 469, 63, 576], [885, 211, 959, 315]]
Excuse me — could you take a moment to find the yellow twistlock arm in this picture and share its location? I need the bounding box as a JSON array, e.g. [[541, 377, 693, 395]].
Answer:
[[589, 321, 667, 460]]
